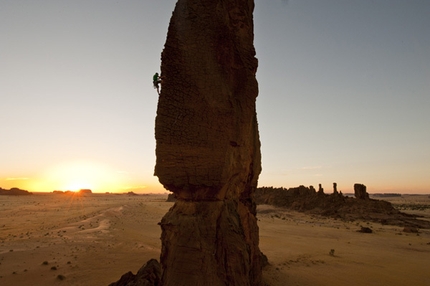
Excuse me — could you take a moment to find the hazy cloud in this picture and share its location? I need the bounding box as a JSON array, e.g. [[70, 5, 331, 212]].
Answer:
[[6, 177, 29, 181]]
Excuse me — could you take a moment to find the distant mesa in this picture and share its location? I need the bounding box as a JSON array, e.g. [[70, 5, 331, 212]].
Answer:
[[0, 187, 33, 196], [372, 193, 402, 198], [52, 189, 92, 195]]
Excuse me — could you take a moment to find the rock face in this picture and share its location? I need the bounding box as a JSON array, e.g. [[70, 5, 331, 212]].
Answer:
[[154, 0, 262, 285], [354, 183, 369, 200], [109, 259, 161, 286]]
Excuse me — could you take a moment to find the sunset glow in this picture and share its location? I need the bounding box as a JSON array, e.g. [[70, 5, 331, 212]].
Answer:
[[23, 161, 126, 193], [49, 161, 106, 191], [0, 159, 161, 194], [1, 1, 429, 194]]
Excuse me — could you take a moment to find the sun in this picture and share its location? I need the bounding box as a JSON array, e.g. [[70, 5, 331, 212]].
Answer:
[[42, 160, 123, 192], [63, 180, 93, 192]]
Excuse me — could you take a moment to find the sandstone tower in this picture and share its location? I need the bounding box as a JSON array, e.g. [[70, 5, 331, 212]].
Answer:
[[154, 0, 262, 285]]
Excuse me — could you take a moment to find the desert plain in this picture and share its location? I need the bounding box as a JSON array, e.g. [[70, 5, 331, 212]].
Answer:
[[0, 193, 429, 286]]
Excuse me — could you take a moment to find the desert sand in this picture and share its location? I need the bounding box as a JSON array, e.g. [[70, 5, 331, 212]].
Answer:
[[1, 193, 429, 286]]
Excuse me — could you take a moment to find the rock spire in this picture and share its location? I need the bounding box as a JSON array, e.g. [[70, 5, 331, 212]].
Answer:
[[154, 0, 262, 285]]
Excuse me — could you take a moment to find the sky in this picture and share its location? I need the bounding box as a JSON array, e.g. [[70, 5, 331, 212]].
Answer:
[[1, 0, 429, 194]]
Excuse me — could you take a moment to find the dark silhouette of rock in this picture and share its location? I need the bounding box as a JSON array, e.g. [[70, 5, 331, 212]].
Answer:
[[333, 182, 338, 194], [354, 183, 369, 200], [358, 226, 373, 233], [0, 187, 32, 196], [255, 185, 430, 229], [318, 184, 324, 194], [154, 0, 262, 285], [78, 189, 92, 195], [109, 259, 161, 286], [255, 185, 344, 214]]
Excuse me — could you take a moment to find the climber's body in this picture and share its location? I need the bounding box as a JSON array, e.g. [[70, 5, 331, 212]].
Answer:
[[153, 72, 162, 95]]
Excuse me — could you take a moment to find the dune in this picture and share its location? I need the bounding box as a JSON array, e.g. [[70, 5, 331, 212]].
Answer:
[[0, 193, 429, 285]]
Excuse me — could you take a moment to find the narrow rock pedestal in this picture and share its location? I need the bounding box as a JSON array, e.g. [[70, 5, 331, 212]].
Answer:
[[160, 200, 261, 285]]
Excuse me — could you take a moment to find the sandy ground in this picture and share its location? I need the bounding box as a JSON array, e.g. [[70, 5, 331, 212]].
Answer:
[[1, 193, 429, 286]]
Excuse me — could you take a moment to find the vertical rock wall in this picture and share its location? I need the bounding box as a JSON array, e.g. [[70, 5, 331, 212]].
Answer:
[[154, 0, 262, 285]]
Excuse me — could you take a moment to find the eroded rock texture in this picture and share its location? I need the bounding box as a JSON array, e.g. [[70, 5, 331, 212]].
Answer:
[[154, 0, 262, 285]]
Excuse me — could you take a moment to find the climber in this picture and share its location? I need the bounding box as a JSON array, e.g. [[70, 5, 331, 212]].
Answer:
[[153, 72, 162, 95]]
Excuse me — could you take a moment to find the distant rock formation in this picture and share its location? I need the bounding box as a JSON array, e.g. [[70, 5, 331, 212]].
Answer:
[[0, 187, 32, 196], [53, 189, 92, 195], [109, 259, 161, 286], [78, 189, 92, 195], [255, 185, 346, 214], [255, 184, 430, 229], [354, 183, 369, 200], [154, 0, 262, 285], [318, 184, 324, 194]]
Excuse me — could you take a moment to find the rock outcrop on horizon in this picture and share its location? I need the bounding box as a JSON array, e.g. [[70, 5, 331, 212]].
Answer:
[[354, 183, 369, 200], [254, 184, 430, 229], [78, 189, 92, 194], [154, 0, 262, 285], [53, 189, 92, 195], [0, 187, 32, 196]]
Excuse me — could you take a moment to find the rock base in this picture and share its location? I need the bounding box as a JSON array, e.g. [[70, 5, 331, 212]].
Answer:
[[160, 199, 262, 286]]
